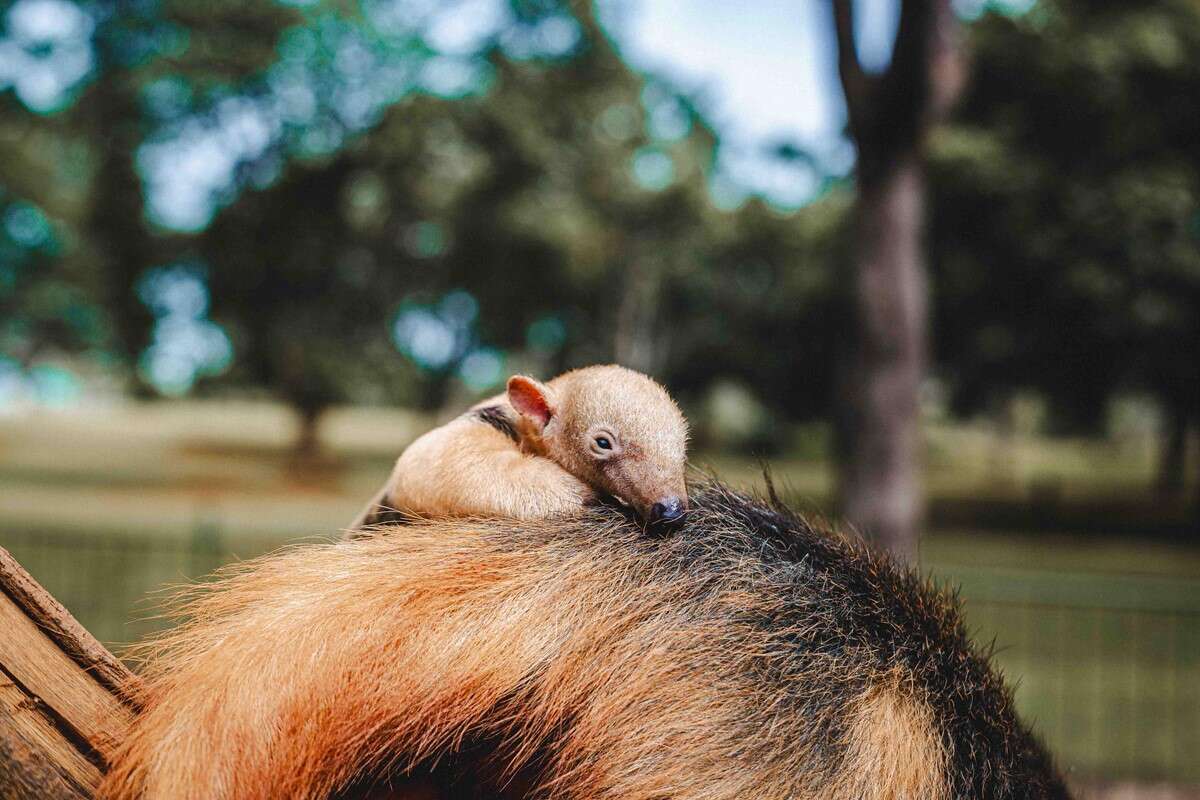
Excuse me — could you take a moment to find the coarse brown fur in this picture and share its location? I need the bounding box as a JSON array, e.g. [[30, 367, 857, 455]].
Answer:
[[100, 482, 1068, 800], [351, 365, 689, 528]]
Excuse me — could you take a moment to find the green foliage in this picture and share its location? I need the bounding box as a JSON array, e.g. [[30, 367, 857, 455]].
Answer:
[[930, 0, 1200, 432], [0, 0, 301, 390], [0, 192, 105, 369], [194, 5, 843, 423], [2, 0, 1194, 469], [0, 0, 844, 425]]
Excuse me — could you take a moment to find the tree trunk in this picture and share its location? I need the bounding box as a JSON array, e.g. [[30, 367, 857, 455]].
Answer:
[[82, 50, 155, 394], [1157, 404, 1186, 499], [613, 258, 663, 375], [295, 405, 324, 457], [838, 155, 928, 559], [1192, 420, 1200, 535], [830, 0, 962, 561]]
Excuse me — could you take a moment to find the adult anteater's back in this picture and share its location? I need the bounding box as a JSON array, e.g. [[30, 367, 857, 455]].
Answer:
[[101, 482, 1069, 800]]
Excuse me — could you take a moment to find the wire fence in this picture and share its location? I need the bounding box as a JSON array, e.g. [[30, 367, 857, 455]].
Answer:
[[3, 523, 235, 647], [2, 525, 1197, 786], [947, 565, 1200, 784]]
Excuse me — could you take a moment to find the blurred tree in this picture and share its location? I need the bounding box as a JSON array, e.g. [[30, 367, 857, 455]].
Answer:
[[84, 0, 298, 381], [0, 0, 298, 390], [196, 0, 738, 450], [199, 96, 455, 450], [0, 3, 109, 385], [0, 87, 101, 388], [0, 0, 840, 451], [929, 0, 1200, 517], [0, 189, 104, 377], [665, 192, 847, 437], [831, 0, 964, 558]]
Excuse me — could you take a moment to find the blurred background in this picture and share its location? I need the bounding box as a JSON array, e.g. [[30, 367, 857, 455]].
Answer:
[[0, 0, 1197, 795]]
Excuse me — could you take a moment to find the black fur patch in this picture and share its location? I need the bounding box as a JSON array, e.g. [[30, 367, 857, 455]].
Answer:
[[659, 483, 1071, 799], [471, 405, 519, 443], [366, 483, 1071, 798], [354, 504, 411, 531]]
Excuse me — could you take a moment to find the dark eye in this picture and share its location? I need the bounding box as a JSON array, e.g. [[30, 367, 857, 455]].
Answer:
[[594, 436, 612, 450]]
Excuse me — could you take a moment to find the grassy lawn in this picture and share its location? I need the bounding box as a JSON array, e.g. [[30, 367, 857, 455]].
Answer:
[[1, 400, 1197, 784]]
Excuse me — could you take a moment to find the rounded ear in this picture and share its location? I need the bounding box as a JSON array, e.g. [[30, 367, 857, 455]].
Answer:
[[507, 375, 555, 430]]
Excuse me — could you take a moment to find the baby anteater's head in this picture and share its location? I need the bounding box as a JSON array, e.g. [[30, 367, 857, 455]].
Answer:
[[507, 365, 689, 526]]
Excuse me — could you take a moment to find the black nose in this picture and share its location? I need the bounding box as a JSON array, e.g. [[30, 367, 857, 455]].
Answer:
[[649, 497, 685, 525]]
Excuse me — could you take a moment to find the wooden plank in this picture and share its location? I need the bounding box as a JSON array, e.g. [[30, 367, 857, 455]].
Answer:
[[0, 592, 135, 757], [0, 678, 98, 799], [0, 546, 140, 797], [0, 547, 136, 699]]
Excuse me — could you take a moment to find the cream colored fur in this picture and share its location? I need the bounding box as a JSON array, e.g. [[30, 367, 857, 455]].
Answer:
[[356, 365, 688, 525], [390, 415, 595, 518]]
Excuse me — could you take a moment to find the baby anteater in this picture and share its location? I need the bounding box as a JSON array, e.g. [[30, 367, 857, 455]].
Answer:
[[101, 482, 1069, 800], [350, 365, 689, 530]]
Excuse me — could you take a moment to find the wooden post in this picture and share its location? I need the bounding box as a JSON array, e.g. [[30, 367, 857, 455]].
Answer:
[[0, 547, 138, 799]]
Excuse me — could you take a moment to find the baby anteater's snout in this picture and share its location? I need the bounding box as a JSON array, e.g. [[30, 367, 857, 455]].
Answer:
[[649, 496, 686, 526]]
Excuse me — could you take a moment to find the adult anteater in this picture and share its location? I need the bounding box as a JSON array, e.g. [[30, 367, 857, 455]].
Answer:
[[100, 482, 1069, 800]]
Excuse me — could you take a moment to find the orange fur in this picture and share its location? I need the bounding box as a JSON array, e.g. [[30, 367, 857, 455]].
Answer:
[[99, 511, 946, 800], [100, 486, 1068, 799]]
